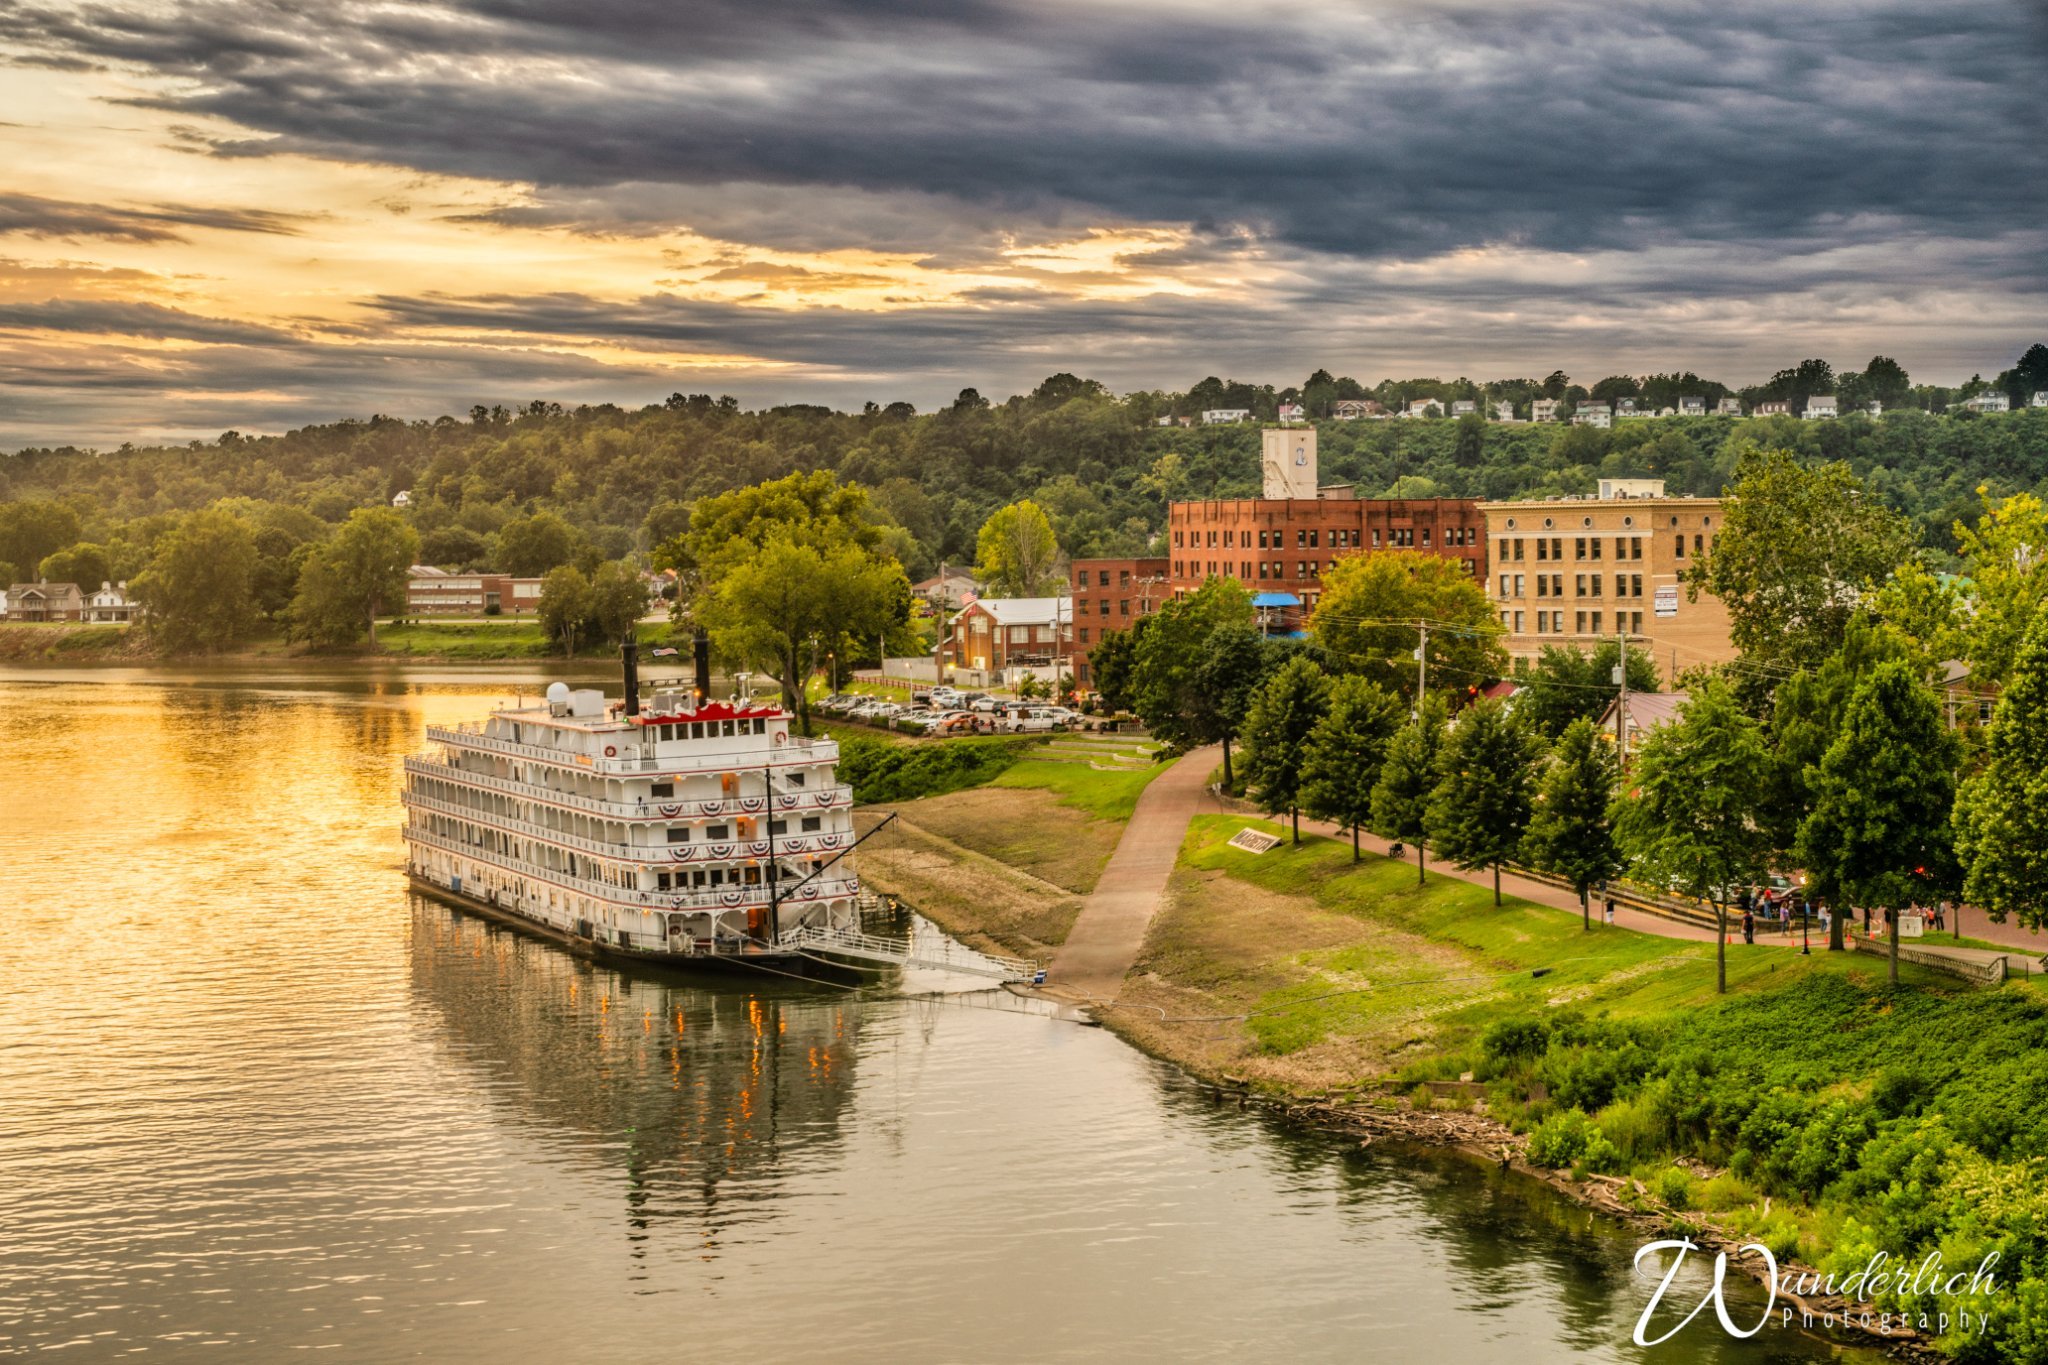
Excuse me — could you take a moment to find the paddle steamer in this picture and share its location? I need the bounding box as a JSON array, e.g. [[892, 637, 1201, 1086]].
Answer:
[[402, 660, 861, 970]]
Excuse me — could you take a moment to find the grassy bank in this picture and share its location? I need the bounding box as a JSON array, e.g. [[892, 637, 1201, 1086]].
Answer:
[[0, 617, 569, 663], [1097, 816, 2048, 1362], [368, 619, 558, 658]]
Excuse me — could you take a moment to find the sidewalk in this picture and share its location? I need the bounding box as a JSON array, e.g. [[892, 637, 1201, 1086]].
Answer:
[[1048, 746, 1221, 1000]]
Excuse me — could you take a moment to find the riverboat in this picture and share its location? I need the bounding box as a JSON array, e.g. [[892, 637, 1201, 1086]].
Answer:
[[403, 669, 863, 972]]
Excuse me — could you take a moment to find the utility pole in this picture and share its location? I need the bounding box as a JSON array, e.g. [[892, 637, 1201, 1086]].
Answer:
[[1414, 621, 1429, 710], [1615, 626, 1631, 768]]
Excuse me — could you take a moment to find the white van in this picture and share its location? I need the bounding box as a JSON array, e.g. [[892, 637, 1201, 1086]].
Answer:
[[1000, 706, 1061, 733]]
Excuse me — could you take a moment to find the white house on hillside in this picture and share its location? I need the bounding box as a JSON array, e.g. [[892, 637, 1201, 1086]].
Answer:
[[1805, 395, 1838, 419], [1964, 390, 2010, 413], [1678, 396, 1707, 416], [1530, 398, 1561, 423], [1201, 409, 1252, 424], [1574, 401, 1612, 429]]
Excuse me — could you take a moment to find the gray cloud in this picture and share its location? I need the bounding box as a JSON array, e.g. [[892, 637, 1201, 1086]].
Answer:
[[5, 1, 2043, 262], [0, 297, 297, 344], [0, 191, 309, 242]]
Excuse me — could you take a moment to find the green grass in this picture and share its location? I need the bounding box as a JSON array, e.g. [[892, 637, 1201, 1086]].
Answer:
[[1178, 814, 1947, 1057], [373, 619, 556, 658], [991, 755, 1169, 821]]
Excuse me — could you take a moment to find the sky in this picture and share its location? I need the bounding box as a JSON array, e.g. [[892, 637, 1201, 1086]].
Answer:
[[0, 0, 2044, 449]]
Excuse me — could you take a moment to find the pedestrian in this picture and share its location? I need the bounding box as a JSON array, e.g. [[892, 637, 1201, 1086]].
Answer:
[[1604, 897, 1616, 926], [1742, 908, 1755, 944]]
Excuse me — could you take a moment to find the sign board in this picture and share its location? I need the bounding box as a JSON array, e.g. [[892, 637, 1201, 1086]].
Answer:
[[1226, 828, 1283, 855], [1653, 585, 1679, 618], [1899, 913, 1925, 938]]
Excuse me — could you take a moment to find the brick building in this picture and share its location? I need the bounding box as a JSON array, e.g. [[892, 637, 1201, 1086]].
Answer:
[[944, 596, 1069, 676], [1067, 556, 1169, 685], [406, 566, 545, 615], [1479, 479, 1736, 677]]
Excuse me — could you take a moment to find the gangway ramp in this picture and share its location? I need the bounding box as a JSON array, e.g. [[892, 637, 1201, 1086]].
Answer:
[[777, 924, 1039, 983]]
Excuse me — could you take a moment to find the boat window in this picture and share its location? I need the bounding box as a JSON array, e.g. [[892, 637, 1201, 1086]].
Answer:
[[801, 816, 821, 832], [689, 722, 704, 739], [754, 718, 767, 734], [666, 828, 687, 843], [784, 772, 806, 787], [722, 720, 736, 737], [651, 782, 674, 797], [769, 819, 787, 835], [707, 824, 729, 840]]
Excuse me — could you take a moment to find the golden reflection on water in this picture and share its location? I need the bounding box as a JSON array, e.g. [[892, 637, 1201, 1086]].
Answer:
[[0, 670, 1879, 1364]]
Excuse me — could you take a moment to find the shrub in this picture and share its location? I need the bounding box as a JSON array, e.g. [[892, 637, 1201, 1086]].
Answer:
[[1653, 1166, 1694, 1210], [1529, 1108, 1609, 1169], [835, 736, 1032, 803], [1480, 1018, 1549, 1070]]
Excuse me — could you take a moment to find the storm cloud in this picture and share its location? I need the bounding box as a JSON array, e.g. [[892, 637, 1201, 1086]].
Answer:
[[0, 0, 2043, 446]]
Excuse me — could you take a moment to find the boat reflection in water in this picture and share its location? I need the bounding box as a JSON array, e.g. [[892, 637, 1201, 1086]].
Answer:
[[406, 893, 862, 1257]]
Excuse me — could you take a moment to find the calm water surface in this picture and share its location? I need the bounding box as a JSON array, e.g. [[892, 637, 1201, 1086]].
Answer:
[[0, 668, 1875, 1362]]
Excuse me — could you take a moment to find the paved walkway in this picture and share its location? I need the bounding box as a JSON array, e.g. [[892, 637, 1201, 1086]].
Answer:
[[1049, 746, 1220, 1000]]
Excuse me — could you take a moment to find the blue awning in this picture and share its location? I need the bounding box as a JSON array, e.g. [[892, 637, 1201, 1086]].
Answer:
[[1250, 592, 1301, 607]]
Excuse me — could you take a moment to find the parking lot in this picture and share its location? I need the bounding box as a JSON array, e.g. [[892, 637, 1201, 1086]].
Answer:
[[813, 685, 1099, 736]]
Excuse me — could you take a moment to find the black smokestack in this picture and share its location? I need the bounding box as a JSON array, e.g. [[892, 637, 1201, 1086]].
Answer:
[[621, 633, 640, 718], [693, 628, 711, 704]]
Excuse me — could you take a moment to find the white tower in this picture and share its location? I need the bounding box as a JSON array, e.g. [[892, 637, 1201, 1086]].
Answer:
[[1261, 426, 1317, 499]]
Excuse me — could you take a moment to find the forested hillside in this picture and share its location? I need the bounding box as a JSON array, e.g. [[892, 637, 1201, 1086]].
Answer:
[[6, 371, 2048, 587]]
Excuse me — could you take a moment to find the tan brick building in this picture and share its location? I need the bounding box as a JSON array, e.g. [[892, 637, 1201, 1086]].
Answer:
[[1480, 479, 1736, 679]]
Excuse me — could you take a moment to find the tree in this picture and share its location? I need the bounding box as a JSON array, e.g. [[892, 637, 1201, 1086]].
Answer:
[[0, 499, 82, 583], [974, 500, 1061, 597], [1090, 622, 1143, 713], [1129, 577, 1255, 744], [1513, 641, 1658, 740], [289, 507, 418, 645], [1524, 718, 1622, 928], [537, 566, 593, 656], [1956, 612, 2048, 932], [1426, 699, 1543, 904], [132, 508, 262, 653], [494, 510, 587, 577], [1691, 447, 1916, 667], [1951, 492, 2048, 685], [1612, 681, 1771, 993], [1191, 621, 1268, 789], [1372, 697, 1447, 884], [418, 525, 487, 569], [1310, 550, 1505, 704], [1797, 660, 1960, 984], [1301, 675, 1404, 859], [584, 560, 651, 647], [701, 533, 908, 733], [37, 541, 111, 589], [1239, 655, 1332, 843]]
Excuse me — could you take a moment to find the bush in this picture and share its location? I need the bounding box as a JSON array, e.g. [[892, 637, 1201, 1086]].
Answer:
[[1528, 1108, 1619, 1171], [1653, 1166, 1694, 1210], [836, 735, 1033, 803], [1480, 1018, 1549, 1070]]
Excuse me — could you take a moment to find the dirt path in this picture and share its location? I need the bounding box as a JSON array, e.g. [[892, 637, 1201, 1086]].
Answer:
[[1047, 746, 1220, 1000]]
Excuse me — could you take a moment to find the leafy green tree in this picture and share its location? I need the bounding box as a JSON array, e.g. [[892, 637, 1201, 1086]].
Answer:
[[1524, 718, 1623, 928], [0, 499, 82, 584], [584, 560, 650, 647], [1301, 675, 1404, 859], [641, 499, 693, 552], [133, 508, 262, 653], [1129, 577, 1255, 744], [1239, 655, 1332, 843], [1956, 613, 2048, 932], [494, 510, 587, 577], [1951, 492, 2048, 685], [37, 542, 110, 589], [1514, 641, 1658, 740], [1309, 550, 1505, 704], [1797, 659, 1960, 984], [973, 500, 1061, 597], [1426, 699, 1543, 904], [537, 565, 593, 656], [1372, 696, 1447, 884], [1191, 621, 1268, 790], [1612, 680, 1772, 993], [1089, 621, 1143, 712], [1692, 447, 1916, 668], [289, 507, 418, 645], [702, 534, 907, 733], [418, 525, 487, 569]]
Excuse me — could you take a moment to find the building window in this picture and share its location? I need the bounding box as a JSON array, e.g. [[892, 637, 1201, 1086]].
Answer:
[[1694, 534, 1705, 554], [1574, 537, 1586, 560], [1575, 611, 1587, 634], [1372, 529, 1382, 547], [1631, 537, 1643, 560], [1632, 573, 1644, 597], [1513, 573, 1525, 597], [1536, 538, 1549, 561], [1590, 539, 1603, 561], [1589, 574, 1602, 598], [1552, 574, 1563, 597], [1512, 538, 1524, 561], [1119, 599, 1130, 616], [1591, 611, 1603, 634], [1078, 627, 1090, 644], [1498, 574, 1509, 597], [1675, 536, 1686, 559], [1421, 528, 1432, 547], [1536, 576, 1549, 598], [1514, 610, 1525, 633]]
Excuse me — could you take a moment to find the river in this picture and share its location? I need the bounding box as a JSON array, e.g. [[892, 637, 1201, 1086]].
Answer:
[[0, 666, 1876, 1362]]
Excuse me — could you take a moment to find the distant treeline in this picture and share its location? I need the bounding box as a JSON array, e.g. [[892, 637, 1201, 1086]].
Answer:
[[4, 351, 2047, 589]]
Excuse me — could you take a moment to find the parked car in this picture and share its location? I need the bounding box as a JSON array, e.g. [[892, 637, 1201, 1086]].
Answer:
[[969, 696, 1001, 713]]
